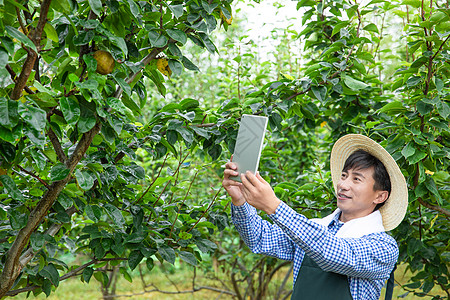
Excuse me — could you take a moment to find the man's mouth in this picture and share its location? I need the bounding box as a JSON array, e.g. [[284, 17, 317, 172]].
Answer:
[[338, 193, 351, 200]]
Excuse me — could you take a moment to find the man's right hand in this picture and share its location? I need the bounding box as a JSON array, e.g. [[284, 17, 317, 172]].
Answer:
[[222, 159, 246, 206]]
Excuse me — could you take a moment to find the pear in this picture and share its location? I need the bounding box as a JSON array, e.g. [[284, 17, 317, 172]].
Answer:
[[93, 50, 115, 75]]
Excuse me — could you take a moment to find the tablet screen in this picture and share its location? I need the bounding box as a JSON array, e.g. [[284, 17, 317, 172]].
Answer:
[[230, 114, 268, 182]]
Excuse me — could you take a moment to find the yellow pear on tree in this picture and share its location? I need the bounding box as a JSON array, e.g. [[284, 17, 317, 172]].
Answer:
[[157, 58, 172, 77], [93, 50, 115, 75]]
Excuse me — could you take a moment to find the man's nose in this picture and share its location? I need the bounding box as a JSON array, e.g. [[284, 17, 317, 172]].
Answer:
[[338, 178, 350, 191]]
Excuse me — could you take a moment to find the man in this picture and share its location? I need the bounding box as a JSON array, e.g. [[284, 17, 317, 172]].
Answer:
[[222, 134, 408, 300]]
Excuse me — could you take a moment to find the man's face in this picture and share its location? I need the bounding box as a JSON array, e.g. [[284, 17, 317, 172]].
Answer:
[[336, 166, 388, 222]]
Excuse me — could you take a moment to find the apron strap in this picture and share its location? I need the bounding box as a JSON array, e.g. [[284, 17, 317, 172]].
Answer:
[[384, 263, 397, 300]]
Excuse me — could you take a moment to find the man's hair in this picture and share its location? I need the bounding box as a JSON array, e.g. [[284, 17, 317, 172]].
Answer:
[[342, 149, 391, 210]]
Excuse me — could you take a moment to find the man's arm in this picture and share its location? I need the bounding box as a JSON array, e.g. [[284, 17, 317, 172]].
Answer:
[[231, 202, 296, 261], [223, 160, 296, 261]]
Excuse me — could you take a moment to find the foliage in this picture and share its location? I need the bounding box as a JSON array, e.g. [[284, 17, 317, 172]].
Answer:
[[0, 0, 237, 297]]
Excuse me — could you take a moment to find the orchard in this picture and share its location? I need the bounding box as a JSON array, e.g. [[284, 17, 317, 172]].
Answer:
[[0, 0, 448, 299]]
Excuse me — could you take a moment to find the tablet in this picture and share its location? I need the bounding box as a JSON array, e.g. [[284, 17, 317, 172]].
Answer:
[[230, 114, 268, 182]]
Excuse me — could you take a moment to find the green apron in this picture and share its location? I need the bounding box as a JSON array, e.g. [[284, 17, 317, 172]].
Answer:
[[291, 255, 353, 300]]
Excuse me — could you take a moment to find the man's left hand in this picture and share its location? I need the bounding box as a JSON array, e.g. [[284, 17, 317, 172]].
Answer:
[[240, 171, 281, 215]]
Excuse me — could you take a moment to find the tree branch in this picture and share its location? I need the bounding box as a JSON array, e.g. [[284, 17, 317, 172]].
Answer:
[[418, 198, 450, 217], [47, 128, 67, 163], [183, 186, 223, 235], [15, 165, 50, 189], [10, 0, 52, 100], [6, 64, 35, 95]]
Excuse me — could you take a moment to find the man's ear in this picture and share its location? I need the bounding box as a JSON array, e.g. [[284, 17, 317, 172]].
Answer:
[[374, 190, 389, 204]]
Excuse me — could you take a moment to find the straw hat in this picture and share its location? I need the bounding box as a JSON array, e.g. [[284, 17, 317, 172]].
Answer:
[[330, 134, 408, 231]]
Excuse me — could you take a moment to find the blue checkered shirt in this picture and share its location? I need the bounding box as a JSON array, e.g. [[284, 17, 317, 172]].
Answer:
[[231, 201, 398, 300]]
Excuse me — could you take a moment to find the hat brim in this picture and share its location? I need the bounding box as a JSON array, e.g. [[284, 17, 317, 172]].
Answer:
[[330, 134, 408, 231]]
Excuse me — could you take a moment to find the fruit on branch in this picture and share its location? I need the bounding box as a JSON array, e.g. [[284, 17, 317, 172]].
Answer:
[[157, 58, 172, 77], [93, 50, 115, 75], [220, 11, 232, 25]]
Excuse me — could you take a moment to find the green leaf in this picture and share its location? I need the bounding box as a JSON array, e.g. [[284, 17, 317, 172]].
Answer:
[[401, 0, 421, 8], [424, 177, 442, 204], [168, 59, 183, 76], [201, 0, 218, 14], [311, 86, 327, 101], [50, 0, 71, 13], [342, 75, 369, 90], [39, 264, 59, 286], [93, 271, 109, 286], [198, 33, 217, 54], [0, 98, 19, 128], [436, 101, 450, 119], [18, 102, 47, 132], [50, 164, 70, 181], [408, 149, 427, 165], [78, 107, 96, 134], [82, 267, 94, 283], [149, 31, 168, 48], [401, 142, 416, 159], [88, 0, 103, 16], [30, 149, 47, 170], [115, 77, 132, 96], [169, 4, 184, 18], [176, 127, 194, 144], [85, 205, 102, 222], [168, 43, 182, 57], [0, 175, 24, 201], [9, 210, 27, 229], [109, 36, 128, 57], [166, 29, 187, 44], [181, 56, 199, 71], [363, 23, 379, 34], [195, 239, 217, 253], [378, 101, 407, 115], [127, 0, 140, 17], [158, 245, 176, 264], [435, 77, 444, 92], [42, 279, 52, 297], [75, 79, 98, 90], [0, 48, 8, 68], [416, 101, 433, 115], [331, 21, 350, 37], [60, 96, 80, 126], [407, 238, 423, 256], [30, 233, 45, 251], [146, 258, 154, 271], [44, 23, 59, 43], [406, 76, 422, 87], [106, 97, 128, 114], [128, 250, 144, 270], [75, 169, 95, 191], [178, 231, 193, 240], [120, 267, 133, 283], [178, 251, 198, 266], [5, 26, 37, 53], [103, 203, 126, 228]]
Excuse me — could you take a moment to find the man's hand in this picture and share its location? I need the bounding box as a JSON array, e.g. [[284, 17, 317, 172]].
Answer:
[[240, 171, 281, 215], [222, 159, 246, 206]]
